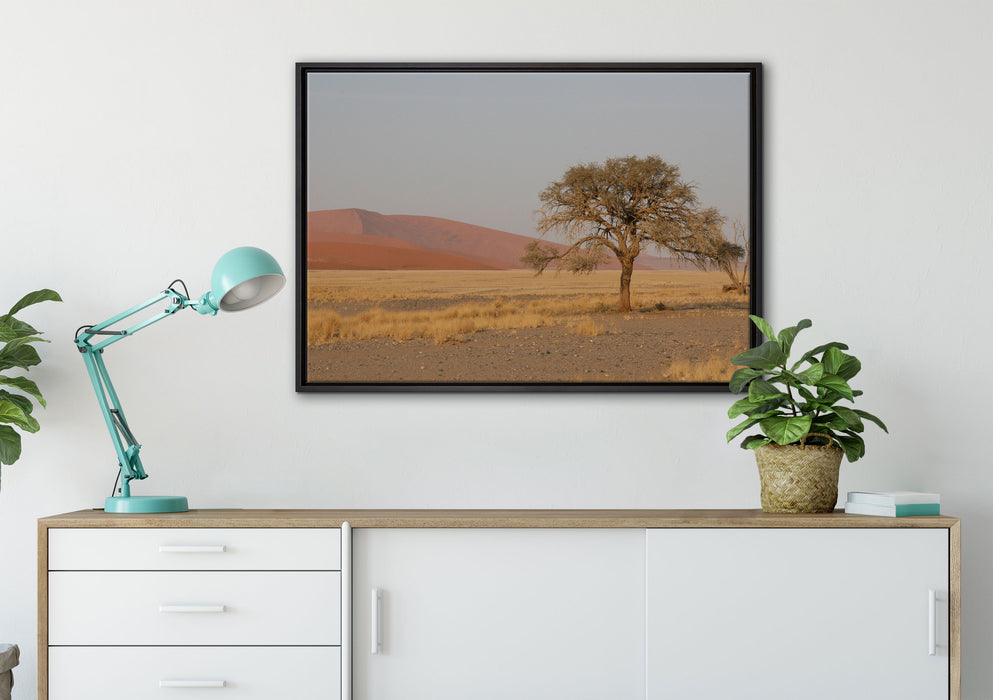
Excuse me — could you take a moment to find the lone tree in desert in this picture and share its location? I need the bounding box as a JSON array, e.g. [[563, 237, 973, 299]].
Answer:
[[523, 155, 739, 312]]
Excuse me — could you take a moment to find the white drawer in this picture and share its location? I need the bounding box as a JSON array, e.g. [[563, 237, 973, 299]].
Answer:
[[48, 646, 340, 699], [49, 571, 341, 645], [48, 527, 340, 570]]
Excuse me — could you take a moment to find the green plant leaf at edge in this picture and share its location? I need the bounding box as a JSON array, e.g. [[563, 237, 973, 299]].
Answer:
[[776, 319, 812, 356], [0, 344, 41, 372], [0, 399, 40, 433], [853, 409, 888, 433], [795, 341, 849, 369], [740, 434, 772, 450], [0, 376, 45, 407], [0, 391, 33, 416], [831, 405, 864, 430], [835, 432, 866, 462], [731, 340, 787, 371], [728, 367, 765, 394], [3, 289, 62, 319], [728, 395, 785, 419], [747, 378, 783, 403], [727, 411, 779, 442], [0, 424, 21, 465], [748, 315, 777, 342]]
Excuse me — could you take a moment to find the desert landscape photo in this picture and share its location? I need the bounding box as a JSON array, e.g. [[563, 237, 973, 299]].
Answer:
[[304, 208, 751, 385], [300, 67, 757, 387]]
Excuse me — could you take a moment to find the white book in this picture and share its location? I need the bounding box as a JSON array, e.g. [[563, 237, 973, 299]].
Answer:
[[845, 501, 940, 517], [846, 491, 940, 506]]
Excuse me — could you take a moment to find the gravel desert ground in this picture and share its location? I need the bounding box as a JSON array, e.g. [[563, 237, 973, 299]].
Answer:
[[304, 270, 749, 385]]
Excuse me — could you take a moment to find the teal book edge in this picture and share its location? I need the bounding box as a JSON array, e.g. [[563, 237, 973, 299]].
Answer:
[[845, 502, 940, 517]]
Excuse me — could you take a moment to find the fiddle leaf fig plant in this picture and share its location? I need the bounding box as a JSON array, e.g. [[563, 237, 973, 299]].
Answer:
[[726, 315, 887, 463], [0, 289, 62, 484]]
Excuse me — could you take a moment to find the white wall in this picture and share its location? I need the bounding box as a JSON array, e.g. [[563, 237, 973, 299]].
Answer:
[[1, 0, 990, 697]]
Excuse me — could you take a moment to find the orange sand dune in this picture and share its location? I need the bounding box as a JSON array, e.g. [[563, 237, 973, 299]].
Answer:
[[306, 208, 693, 272], [307, 241, 502, 271]]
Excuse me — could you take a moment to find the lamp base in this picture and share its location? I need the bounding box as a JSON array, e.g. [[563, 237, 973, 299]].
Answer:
[[105, 495, 189, 514]]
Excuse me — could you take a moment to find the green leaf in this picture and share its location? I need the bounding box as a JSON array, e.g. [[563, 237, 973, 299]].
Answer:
[[0, 375, 45, 407], [796, 362, 824, 385], [0, 344, 41, 372], [0, 391, 33, 416], [796, 341, 849, 367], [0, 320, 19, 343], [728, 367, 765, 394], [816, 373, 854, 401], [0, 399, 40, 433], [808, 420, 840, 437], [4, 289, 62, 318], [777, 319, 812, 356], [817, 413, 851, 431], [1, 335, 48, 352], [727, 411, 779, 442], [0, 317, 38, 338], [728, 396, 765, 419], [854, 409, 888, 433], [822, 346, 861, 380], [749, 315, 777, 342], [831, 405, 864, 430], [0, 425, 21, 465], [822, 346, 844, 374], [793, 383, 817, 402], [760, 414, 813, 445], [741, 434, 772, 450], [730, 340, 787, 371], [748, 378, 784, 403], [835, 433, 866, 462], [836, 355, 861, 381]]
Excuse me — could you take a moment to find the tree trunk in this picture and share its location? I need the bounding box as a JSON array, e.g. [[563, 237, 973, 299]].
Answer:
[[618, 258, 634, 312]]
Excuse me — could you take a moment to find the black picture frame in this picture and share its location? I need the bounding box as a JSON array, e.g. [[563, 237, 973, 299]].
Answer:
[[296, 62, 762, 392]]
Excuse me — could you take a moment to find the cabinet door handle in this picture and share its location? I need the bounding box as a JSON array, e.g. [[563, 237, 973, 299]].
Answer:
[[371, 587, 382, 655], [928, 588, 937, 656], [159, 680, 226, 688], [159, 604, 227, 613], [159, 545, 227, 553]]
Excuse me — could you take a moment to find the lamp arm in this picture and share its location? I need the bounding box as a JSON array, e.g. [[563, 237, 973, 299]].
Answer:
[[74, 286, 211, 493]]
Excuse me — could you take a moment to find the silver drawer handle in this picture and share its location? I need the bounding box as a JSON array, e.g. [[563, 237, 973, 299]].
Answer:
[[159, 545, 227, 553], [160, 680, 226, 688], [159, 604, 226, 613]]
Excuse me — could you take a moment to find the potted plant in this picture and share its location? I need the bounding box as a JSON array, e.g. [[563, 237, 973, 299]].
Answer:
[[0, 289, 61, 490], [726, 315, 887, 513]]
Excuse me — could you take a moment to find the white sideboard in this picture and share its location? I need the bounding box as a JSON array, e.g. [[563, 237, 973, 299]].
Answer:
[[38, 509, 961, 700]]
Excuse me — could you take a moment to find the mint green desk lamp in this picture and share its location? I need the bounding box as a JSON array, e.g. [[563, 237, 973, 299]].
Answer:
[[74, 247, 285, 514]]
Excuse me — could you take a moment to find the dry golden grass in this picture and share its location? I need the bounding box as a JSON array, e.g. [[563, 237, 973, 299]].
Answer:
[[307, 270, 747, 346], [567, 317, 606, 337], [307, 269, 745, 311], [309, 301, 554, 345], [657, 353, 742, 383]]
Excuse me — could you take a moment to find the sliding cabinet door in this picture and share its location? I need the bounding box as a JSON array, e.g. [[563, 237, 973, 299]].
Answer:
[[646, 528, 949, 700], [352, 528, 645, 700]]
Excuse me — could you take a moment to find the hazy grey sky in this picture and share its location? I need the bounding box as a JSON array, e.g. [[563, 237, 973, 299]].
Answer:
[[306, 69, 751, 241]]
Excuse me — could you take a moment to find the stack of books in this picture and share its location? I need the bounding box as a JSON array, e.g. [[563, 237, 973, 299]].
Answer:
[[845, 491, 940, 517]]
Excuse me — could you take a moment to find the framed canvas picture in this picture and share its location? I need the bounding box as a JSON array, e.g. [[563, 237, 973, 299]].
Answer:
[[296, 62, 762, 392]]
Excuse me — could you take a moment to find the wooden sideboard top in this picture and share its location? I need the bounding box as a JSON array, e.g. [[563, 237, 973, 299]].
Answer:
[[38, 508, 960, 529]]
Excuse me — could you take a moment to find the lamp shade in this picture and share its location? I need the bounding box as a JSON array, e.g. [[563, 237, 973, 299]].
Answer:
[[210, 246, 285, 312]]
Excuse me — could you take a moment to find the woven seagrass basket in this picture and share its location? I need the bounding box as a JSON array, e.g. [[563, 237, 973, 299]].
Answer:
[[754, 435, 844, 513]]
